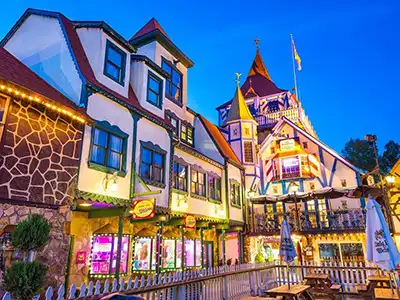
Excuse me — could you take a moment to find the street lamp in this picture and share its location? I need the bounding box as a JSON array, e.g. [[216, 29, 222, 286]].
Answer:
[[288, 181, 300, 231], [386, 175, 396, 185]]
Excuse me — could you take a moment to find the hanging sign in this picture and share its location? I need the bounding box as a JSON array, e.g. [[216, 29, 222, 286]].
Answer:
[[131, 199, 155, 220], [279, 139, 295, 151], [76, 251, 87, 264], [184, 214, 196, 229]]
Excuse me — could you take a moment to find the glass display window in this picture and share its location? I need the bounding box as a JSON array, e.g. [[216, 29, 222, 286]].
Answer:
[[176, 240, 182, 269], [132, 237, 155, 271], [185, 240, 195, 267], [318, 242, 365, 264], [90, 234, 129, 276], [162, 239, 177, 269], [195, 240, 202, 266]]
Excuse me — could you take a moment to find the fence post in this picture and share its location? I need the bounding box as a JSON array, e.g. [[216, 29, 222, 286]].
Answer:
[[223, 275, 229, 299]]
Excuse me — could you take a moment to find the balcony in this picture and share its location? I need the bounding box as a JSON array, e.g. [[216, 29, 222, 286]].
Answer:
[[248, 208, 366, 234]]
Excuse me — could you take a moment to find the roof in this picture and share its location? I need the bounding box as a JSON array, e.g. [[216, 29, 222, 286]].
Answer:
[[222, 85, 256, 126], [131, 18, 170, 41], [129, 18, 194, 68], [260, 117, 363, 174], [0, 9, 172, 129], [0, 47, 89, 119], [198, 115, 242, 166], [216, 50, 286, 110]]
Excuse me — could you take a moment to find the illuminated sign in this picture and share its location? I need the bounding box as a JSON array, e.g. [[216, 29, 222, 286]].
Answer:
[[184, 214, 196, 229], [280, 139, 295, 151], [131, 199, 155, 220]]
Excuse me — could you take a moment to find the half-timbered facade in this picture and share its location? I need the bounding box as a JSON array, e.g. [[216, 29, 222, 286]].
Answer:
[[217, 48, 366, 265]]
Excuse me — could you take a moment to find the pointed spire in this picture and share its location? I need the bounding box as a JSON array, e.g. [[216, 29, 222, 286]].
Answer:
[[248, 40, 272, 81], [223, 74, 257, 126], [130, 17, 169, 41]]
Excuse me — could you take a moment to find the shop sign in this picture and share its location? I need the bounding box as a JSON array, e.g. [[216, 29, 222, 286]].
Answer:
[[280, 139, 295, 151], [131, 199, 155, 220], [76, 251, 87, 264], [184, 214, 196, 229]]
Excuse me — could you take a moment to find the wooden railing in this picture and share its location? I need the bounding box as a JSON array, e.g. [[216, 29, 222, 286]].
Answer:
[[249, 208, 366, 234]]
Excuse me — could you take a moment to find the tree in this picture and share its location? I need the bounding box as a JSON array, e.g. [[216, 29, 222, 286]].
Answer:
[[380, 140, 400, 174], [341, 138, 376, 172]]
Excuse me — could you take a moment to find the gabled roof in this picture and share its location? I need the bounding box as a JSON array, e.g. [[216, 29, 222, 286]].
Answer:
[[260, 117, 363, 174], [198, 115, 242, 167], [1, 8, 171, 129], [0, 47, 89, 119], [130, 18, 169, 41], [222, 85, 257, 126], [129, 18, 194, 68]]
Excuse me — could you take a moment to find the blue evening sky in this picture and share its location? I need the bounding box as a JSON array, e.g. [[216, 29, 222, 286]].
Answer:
[[2, 0, 399, 152]]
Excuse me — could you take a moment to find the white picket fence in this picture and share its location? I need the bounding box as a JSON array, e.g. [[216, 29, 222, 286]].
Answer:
[[1, 263, 277, 300], [2, 261, 398, 299]]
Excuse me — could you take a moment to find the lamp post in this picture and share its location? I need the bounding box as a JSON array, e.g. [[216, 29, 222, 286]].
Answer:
[[288, 181, 300, 231]]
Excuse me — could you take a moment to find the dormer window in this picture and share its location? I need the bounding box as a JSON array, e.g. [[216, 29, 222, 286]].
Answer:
[[147, 71, 163, 108], [104, 40, 126, 85], [162, 58, 182, 105]]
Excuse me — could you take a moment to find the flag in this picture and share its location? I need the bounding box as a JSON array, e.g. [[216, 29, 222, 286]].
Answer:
[[291, 35, 302, 71]]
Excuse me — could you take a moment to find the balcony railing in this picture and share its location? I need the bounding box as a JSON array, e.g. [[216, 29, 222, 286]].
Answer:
[[249, 208, 366, 234]]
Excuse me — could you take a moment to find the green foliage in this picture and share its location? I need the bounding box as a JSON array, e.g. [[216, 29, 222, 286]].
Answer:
[[11, 214, 51, 251], [342, 138, 400, 175], [380, 140, 400, 174], [341, 138, 376, 172], [254, 252, 265, 263], [3, 261, 47, 300]]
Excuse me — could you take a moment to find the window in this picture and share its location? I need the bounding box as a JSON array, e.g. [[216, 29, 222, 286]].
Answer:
[[303, 142, 308, 149], [90, 234, 129, 275], [140, 146, 165, 184], [104, 40, 126, 85], [191, 169, 206, 197], [162, 58, 182, 104], [208, 176, 221, 201], [147, 72, 163, 108], [281, 157, 300, 179], [230, 182, 241, 207], [90, 124, 127, 174], [319, 243, 364, 264], [341, 179, 347, 187], [173, 162, 187, 191], [0, 95, 9, 139], [181, 123, 194, 146], [244, 142, 254, 163], [167, 114, 179, 136]]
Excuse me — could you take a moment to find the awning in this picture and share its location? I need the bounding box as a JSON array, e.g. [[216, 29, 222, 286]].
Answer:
[[250, 186, 356, 204]]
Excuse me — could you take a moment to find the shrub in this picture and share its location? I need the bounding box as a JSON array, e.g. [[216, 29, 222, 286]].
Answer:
[[11, 214, 51, 251], [3, 261, 47, 299]]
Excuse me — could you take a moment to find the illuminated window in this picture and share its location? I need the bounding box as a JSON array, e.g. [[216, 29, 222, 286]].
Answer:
[[244, 142, 254, 163], [281, 157, 300, 179], [162, 58, 182, 104], [166, 113, 179, 136], [104, 40, 126, 85], [132, 237, 156, 271], [191, 169, 206, 197], [173, 162, 187, 191], [181, 123, 194, 146], [90, 234, 129, 276]]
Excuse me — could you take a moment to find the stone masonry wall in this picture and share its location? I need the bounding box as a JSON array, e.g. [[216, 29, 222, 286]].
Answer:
[[0, 97, 83, 205]]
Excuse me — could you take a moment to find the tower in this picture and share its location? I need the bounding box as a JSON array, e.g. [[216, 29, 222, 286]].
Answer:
[[222, 74, 260, 195]]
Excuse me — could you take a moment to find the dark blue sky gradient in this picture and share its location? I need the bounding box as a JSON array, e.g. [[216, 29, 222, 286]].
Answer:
[[2, 0, 399, 152]]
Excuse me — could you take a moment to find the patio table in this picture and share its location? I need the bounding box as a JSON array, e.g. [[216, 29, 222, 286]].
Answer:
[[266, 284, 313, 300], [374, 288, 399, 300]]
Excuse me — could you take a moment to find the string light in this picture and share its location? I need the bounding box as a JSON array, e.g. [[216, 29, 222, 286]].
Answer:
[[0, 82, 87, 123]]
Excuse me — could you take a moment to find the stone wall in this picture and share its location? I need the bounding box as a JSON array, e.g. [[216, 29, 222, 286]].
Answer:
[[0, 97, 83, 205], [0, 203, 71, 287]]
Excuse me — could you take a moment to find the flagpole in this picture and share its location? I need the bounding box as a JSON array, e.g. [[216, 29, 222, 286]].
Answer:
[[290, 34, 299, 101]]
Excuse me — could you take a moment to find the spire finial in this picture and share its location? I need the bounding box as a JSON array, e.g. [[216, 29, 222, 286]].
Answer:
[[235, 73, 242, 86], [254, 38, 260, 49]]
